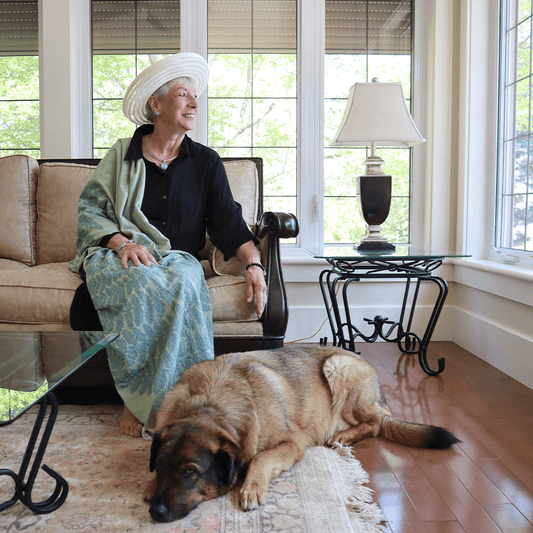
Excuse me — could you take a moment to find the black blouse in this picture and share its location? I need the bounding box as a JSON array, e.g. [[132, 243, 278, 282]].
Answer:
[[104, 124, 255, 261]]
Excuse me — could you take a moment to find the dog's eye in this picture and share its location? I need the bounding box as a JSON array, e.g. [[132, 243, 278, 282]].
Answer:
[[183, 467, 197, 477]]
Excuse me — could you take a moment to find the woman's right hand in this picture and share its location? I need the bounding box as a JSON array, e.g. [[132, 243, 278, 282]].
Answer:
[[117, 242, 158, 269], [107, 234, 158, 269]]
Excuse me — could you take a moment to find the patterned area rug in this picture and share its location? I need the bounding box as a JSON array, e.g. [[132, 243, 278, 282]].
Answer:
[[0, 405, 386, 532]]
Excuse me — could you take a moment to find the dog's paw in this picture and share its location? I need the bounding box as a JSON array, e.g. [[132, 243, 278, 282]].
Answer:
[[328, 432, 353, 446], [143, 476, 158, 503], [239, 479, 268, 511]]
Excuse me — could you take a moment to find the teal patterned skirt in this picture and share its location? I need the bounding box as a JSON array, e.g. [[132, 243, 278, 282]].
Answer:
[[84, 249, 214, 429]]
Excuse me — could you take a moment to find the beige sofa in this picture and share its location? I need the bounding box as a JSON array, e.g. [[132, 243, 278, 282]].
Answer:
[[0, 154, 298, 356]]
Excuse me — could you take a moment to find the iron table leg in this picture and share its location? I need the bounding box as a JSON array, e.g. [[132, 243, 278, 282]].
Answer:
[[0, 392, 69, 514], [319, 269, 449, 376]]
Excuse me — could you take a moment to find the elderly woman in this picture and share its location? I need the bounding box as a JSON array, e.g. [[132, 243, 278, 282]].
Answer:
[[69, 53, 266, 438]]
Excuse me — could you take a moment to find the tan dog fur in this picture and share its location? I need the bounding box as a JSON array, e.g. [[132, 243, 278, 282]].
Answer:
[[144, 346, 458, 522]]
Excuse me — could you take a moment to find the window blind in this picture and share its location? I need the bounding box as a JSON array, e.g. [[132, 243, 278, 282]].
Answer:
[[1, 0, 410, 57], [208, 0, 297, 54], [92, 0, 180, 54], [0, 0, 38, 56], [326, 0, 412, 54]]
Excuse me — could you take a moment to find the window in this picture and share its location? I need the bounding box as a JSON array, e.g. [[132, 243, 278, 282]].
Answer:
[[324, 0, 413, 245], [497, 0, 533, 253], [0, 0, 39, 157], [92, 0, 180, 157], [87, 0, 416, 248], [207, 0, 297, 216]]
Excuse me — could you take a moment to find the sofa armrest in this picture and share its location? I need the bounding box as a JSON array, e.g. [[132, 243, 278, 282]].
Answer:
[[257, 211, 299, 240], [256, 212, 299, 340]]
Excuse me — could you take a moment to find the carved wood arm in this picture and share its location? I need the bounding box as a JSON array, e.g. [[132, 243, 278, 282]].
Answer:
[[256, 212, 299, 338]]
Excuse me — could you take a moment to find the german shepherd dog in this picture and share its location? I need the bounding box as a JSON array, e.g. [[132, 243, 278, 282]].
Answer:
[[144, 346, 458, 522]]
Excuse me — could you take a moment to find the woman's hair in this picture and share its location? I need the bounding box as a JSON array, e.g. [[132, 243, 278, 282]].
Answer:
[[145, 76, 197, 122]]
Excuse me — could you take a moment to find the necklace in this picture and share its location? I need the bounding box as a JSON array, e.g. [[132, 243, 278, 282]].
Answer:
[[146, 138, 178, 170]]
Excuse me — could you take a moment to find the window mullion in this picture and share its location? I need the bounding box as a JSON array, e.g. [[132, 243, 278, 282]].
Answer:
[[297, 0, 324, 250], [181, 0, 208, 144], [40, 0, 91, 157]]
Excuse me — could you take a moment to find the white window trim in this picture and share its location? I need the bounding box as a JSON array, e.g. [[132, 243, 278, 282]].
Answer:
[[180, 0, 208, 143], [39, 0, 92, 158], [490, 0, 533, 267], [455, 0, 528, 268]]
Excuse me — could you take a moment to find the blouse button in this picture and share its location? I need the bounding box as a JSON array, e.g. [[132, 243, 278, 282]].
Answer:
[[163, 195, 168, 200], [162, 221, 167, 226]]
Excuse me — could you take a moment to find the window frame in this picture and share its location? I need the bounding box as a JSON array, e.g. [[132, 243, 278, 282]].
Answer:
[[493, 0, 533, 266]]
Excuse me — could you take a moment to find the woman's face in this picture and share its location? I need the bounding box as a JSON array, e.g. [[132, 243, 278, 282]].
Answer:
[[153, 81, 198, 134]]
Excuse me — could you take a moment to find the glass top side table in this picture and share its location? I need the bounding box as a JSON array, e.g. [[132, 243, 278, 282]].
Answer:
[[304, 245, 470, 376], [0, 331, 119, 514]]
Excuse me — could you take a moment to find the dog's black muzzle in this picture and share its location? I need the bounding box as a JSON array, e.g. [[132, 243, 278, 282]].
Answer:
[[149, 494, 197, 523]]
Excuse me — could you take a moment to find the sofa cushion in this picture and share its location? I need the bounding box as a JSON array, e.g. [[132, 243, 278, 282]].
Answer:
[[209, 247, 246, 277], [0, 258, 30, 272], [0, 262, 81, 327], [207, 274, 258, 322], [212, 321, 263, 337], [36, 163, 97, 264], [0, 155, 39, 265], [223, 160, 259, 227]]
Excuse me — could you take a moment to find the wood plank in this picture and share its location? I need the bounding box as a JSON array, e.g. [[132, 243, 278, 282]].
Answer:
[[410, 444, 503, 533], [480, 460, 533, 524], [380, 443, 455, 522], [445, 450, 509, 505], [353, 445, 429, 533], [483, 503, 533, 533], [425, 522, 467, 533]]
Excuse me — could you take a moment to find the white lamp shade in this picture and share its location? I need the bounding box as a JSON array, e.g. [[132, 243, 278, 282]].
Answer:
[[331, 81, 425, 147]]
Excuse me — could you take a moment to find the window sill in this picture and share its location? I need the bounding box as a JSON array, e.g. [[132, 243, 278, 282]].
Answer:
[[451, 257, 533, 308]]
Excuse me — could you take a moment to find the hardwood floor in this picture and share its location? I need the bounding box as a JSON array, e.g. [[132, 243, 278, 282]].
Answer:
[[338, 341, 533, 533]]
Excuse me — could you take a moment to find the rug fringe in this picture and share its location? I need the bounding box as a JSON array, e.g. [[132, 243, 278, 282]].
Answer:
[[331, 442, 388, 533]]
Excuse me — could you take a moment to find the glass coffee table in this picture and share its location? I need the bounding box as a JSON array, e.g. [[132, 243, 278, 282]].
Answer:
[[0, 331, 119, 514], [304, 245, 469, 376]]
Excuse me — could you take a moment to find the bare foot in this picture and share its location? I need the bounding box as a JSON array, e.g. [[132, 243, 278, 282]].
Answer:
[[120, 405, 143, 438]]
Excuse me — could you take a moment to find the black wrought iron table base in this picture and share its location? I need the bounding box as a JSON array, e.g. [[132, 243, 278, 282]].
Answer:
[[0, 392, 69, 514], [319, 261, 449, 376]]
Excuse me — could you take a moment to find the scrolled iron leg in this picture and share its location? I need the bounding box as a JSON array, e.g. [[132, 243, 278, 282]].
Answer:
[[416, 276, 448, 376], [0, 392, 69, 514], [0, 469, 23, 512], [418, 350, 446, 376]]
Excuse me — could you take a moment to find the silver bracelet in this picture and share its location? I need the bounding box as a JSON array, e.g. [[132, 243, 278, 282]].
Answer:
[[117, 241, 131, 253]]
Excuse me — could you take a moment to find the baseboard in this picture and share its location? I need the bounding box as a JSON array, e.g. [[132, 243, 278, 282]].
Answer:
[[285, 304, 453, 344], [451, 307, 533, 390]]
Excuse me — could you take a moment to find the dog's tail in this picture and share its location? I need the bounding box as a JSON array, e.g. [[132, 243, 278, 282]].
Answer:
[[381, 417, 460, 449]]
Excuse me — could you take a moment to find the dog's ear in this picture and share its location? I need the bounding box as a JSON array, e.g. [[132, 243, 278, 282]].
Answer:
[[149, 431, 163, 473], [216, 440, 243, 486]]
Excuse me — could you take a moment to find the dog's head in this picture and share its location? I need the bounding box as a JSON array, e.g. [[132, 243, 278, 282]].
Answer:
[[147, 419, 243, 522]]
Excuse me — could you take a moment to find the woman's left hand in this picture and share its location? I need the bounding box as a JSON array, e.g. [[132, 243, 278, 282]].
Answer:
[[245, 265, 267, 318]]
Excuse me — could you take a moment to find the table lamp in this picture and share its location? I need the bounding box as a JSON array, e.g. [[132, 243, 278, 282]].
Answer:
[[331, 78, 425, 251]]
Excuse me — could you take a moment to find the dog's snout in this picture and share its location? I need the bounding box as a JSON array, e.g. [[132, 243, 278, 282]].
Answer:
[[149, 498, 169, 522]]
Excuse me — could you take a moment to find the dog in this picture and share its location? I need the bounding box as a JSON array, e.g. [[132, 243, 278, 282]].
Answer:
[[144, 346, 459, 522]]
